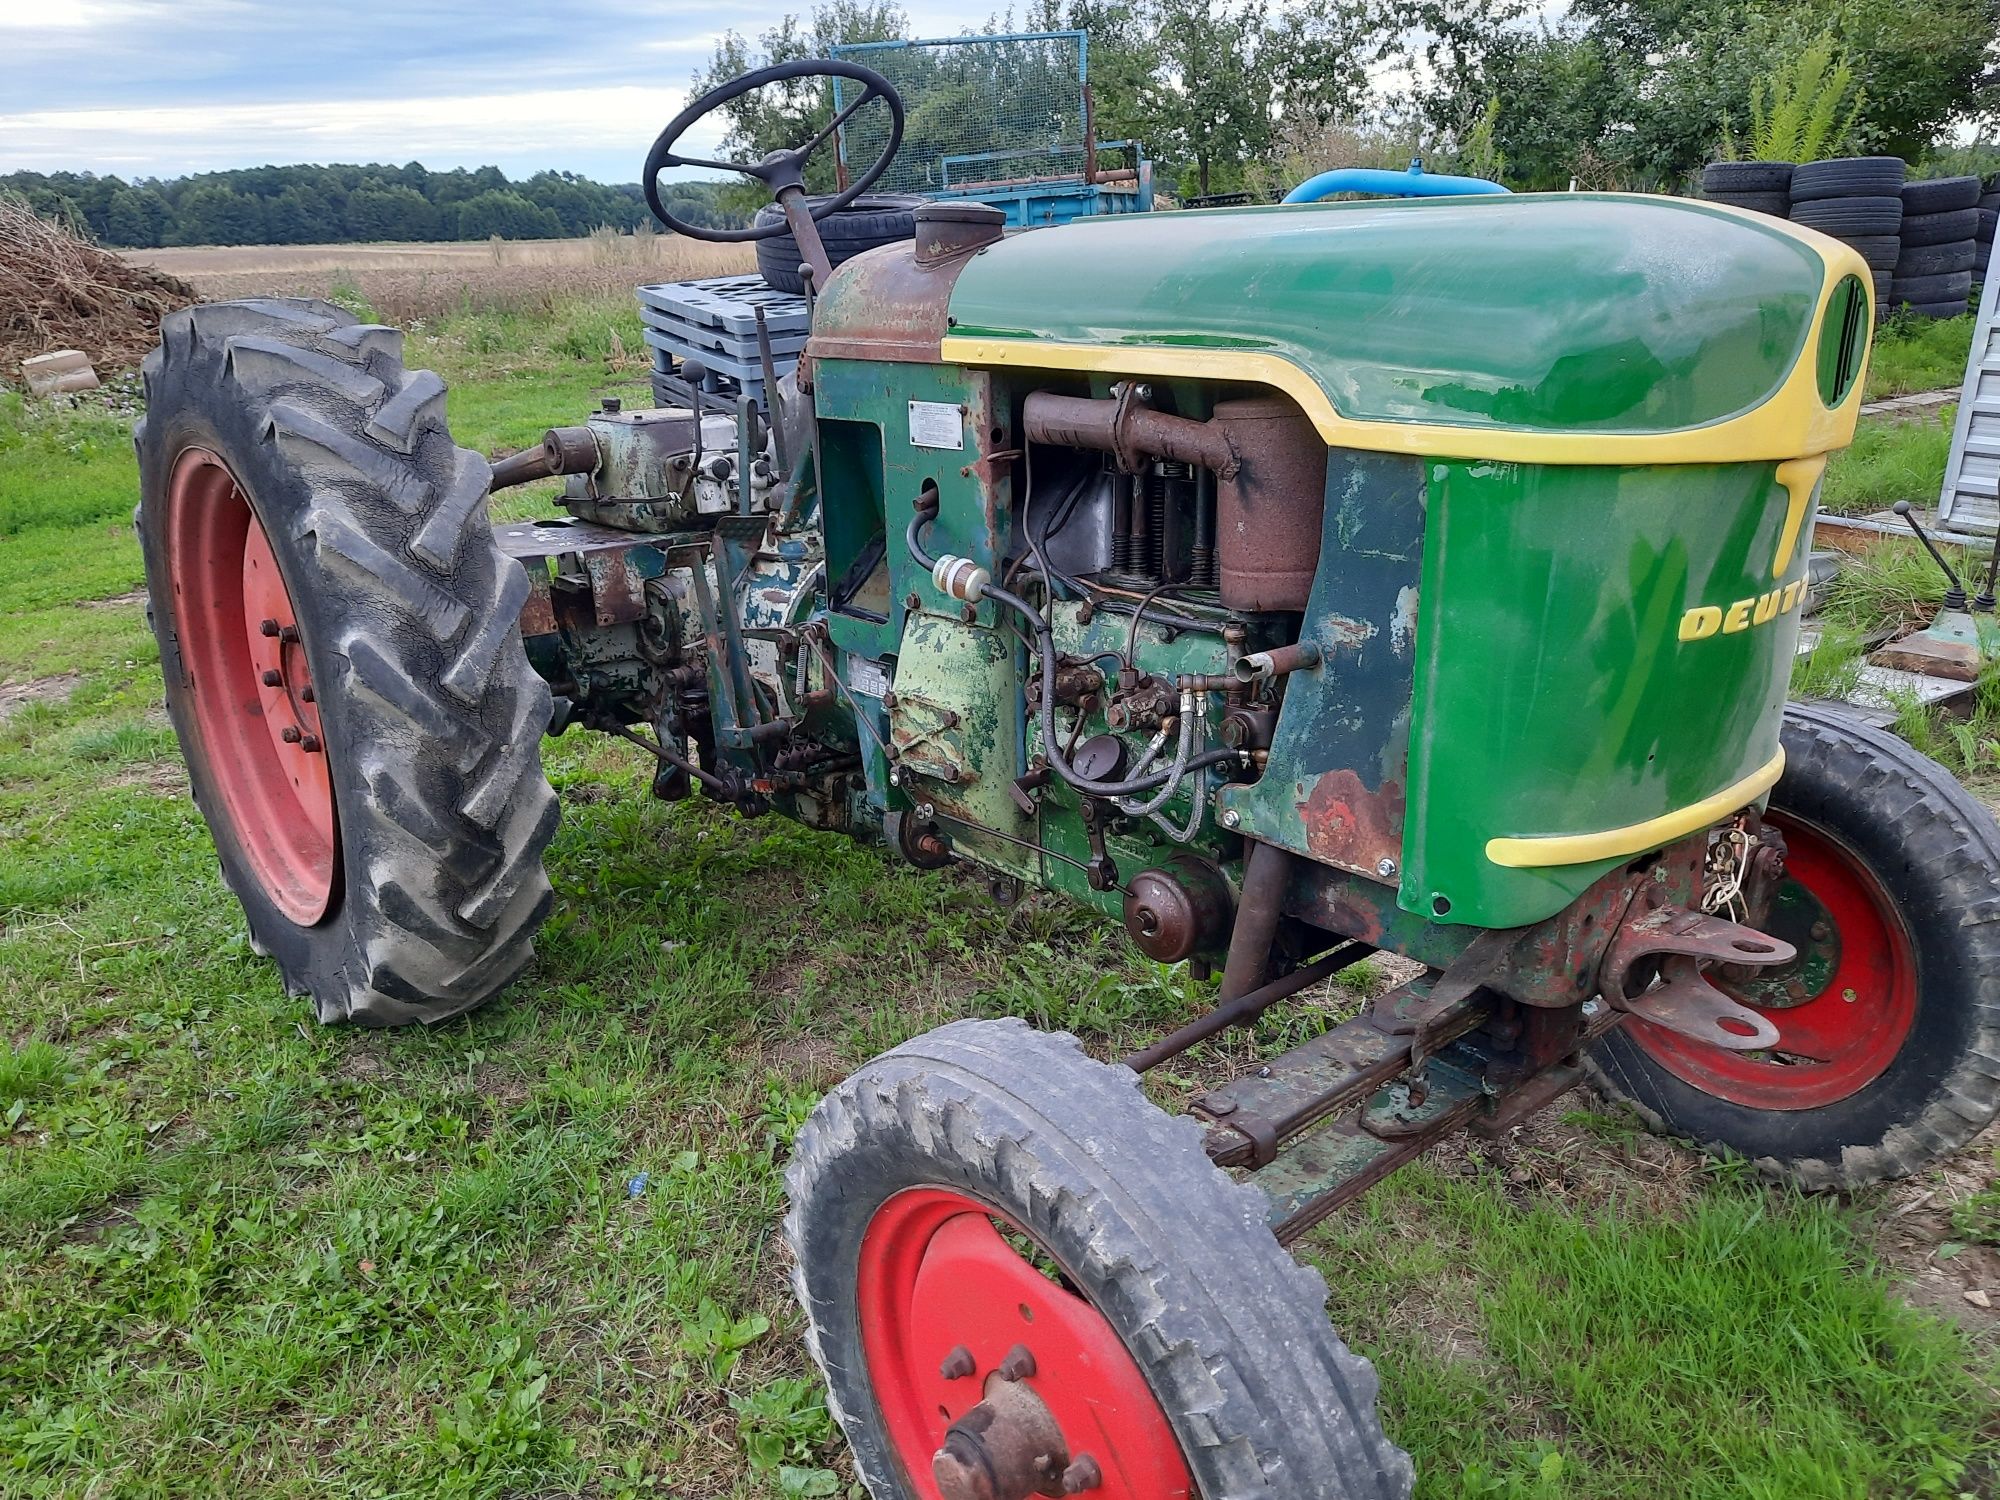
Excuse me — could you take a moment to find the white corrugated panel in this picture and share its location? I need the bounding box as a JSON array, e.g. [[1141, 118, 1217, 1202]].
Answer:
[[1938, 240, 2000, 533]]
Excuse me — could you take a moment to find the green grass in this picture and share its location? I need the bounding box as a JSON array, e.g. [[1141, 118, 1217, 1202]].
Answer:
[[3, 300, 1995, 1498], [1865, 313, 1976, 402], [1821, 405, 1955, 517]]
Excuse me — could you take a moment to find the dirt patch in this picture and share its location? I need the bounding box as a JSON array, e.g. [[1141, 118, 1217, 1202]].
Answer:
[[0, 671, 81, 723], [109, 761, 187, 797], [78, 589, 147, 610], [1863, 1130, 2000, 1341], [2, 199, 196, 378]]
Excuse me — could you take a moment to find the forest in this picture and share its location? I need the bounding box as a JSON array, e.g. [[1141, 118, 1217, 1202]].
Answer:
[[5, 0, 1996, 246], [0, 165, 745, 250]]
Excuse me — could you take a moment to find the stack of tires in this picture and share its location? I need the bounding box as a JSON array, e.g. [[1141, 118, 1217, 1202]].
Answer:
[[1892, 175, 1983, 319], [1699, 160, 1792, 217], [1977, 174, 1998, 297], [1786, 157, 1905, 316]]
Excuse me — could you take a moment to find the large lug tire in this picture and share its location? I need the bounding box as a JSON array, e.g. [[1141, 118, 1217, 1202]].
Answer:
[[787, 1018, 1412, 1500], [1586, 704, 2000, 1188], [753, 194, 925, 294], [135, 298, 558, 1026], [1900, 175, 1982, 216], [1788, 157, 1906, 202]]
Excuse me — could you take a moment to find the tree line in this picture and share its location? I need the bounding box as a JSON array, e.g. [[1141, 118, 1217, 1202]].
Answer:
[[697, 0, 1998, 200], [8, 0, 1994, 248], [0, 164, 748, 249]]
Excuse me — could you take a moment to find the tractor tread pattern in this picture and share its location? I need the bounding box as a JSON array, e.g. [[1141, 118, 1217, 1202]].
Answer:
[[787, 1018, 1412, 1500], [135, 296, 555, 1026]]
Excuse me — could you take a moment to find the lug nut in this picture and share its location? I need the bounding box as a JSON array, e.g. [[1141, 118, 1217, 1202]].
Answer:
[[1061, 1456, 1102, 1494], [300, 734, 322, 754], [299, 684, 315, 703], [261, 669, 282, 687], [997, 1344, 1036, 1382], [280, 726, 302, 744], [939, 1345, 976, 1381], [259, 618, 280, 637], [279, 625, 300, 643]]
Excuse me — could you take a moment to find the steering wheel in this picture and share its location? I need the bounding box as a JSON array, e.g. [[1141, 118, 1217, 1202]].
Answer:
[[643, 59, 905, 243]]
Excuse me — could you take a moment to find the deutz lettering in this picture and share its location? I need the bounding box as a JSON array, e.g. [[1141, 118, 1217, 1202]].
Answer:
[[1678, 576, 1809, 641]]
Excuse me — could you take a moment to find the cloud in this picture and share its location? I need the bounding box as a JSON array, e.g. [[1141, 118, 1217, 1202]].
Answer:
[[0, 1, 1020, 179], [0, 83, 737, 177]]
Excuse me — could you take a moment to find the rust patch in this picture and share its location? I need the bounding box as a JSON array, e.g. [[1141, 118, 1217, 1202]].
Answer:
[[517, 561, 557, 638], [804, 241, 972, 365], [1321, 613, 1378, 652], [1299, 768, 1404, 876]]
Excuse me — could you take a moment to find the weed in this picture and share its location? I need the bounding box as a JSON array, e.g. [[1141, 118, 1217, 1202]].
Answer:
[[1865, 313, 1975, 401], [1791, 624, 1865, 700], [1822, 407, 1953, 516], [1950, 1150, 2000, 1245]]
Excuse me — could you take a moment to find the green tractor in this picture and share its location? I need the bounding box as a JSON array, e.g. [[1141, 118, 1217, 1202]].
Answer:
[[134, 60, 2000, 1500]]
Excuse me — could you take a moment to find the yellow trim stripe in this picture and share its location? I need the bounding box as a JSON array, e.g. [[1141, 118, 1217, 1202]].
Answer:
[[1484, 749, 1786, 869], [939, 198, 1872, 467], [1772, 454, 1826, 579]]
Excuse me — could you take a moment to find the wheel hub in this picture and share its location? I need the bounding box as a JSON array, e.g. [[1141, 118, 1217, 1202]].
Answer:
[[1631, 813, 1916, 1109], [932, 1367, 1083, 1500], [858, 1189, 1192, 1500]]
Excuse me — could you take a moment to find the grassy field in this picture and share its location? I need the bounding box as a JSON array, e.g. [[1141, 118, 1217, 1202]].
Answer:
[[125, 234, 756, 327], [2, 287, 1998, 1498]]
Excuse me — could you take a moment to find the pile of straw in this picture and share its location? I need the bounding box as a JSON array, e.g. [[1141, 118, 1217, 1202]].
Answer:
[[0, 197, 195, 380]]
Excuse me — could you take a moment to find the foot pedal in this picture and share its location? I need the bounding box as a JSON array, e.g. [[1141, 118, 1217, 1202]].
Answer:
[[1617, 957, 1780, 1051]]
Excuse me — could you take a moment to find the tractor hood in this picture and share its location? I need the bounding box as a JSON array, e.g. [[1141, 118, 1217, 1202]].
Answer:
[[936, 194, 1871, 464]]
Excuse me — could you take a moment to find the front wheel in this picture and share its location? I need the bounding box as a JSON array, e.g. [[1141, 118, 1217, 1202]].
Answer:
[[786, 1018, 1411, 1500], [1588, 703, 2000, 1187]]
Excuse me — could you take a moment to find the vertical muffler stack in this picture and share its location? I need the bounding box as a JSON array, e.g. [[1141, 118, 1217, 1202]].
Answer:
[[1211, 397, 1326, 613]]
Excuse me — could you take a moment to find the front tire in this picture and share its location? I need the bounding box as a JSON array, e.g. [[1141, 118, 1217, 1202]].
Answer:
[[136, 298, 558, 1025], [786, 1018, 1411, 1500], [1588, 704, 2000, 1187]]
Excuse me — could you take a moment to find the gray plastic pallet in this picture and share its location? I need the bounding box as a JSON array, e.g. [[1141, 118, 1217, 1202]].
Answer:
[[635, 275, 807, 414], [636, 275, 810, 338], [1938, 239, 2000, 533]]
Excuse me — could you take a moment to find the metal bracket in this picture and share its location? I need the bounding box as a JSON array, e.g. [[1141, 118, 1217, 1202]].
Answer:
[[1600, 901, 1795, 1051]]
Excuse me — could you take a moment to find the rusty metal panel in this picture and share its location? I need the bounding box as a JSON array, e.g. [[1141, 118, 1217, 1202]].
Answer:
[[1214, 449, 1426, 883], [805, 241, 977, 364], [493, 518, 670, 630]]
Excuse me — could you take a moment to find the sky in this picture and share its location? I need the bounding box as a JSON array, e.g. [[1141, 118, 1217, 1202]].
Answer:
[[0, 0, 983, 184]]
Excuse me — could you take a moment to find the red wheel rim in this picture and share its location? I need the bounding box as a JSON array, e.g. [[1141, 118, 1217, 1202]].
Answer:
[[1630, 813, 1916, 1110], [857, 1187, 1193, 1500], [166, 448, 337, 925]]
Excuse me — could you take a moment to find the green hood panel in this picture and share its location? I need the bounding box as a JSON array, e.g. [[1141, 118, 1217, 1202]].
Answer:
[[945, 196, 1829, 438]]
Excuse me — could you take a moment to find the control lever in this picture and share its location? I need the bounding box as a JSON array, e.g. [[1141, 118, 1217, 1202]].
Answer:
[[1975, 515, 2000, 614], [1893, 502, 1970, 611]]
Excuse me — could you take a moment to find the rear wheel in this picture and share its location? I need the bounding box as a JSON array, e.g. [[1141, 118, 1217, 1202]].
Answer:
[[136, 298, 558, 1025], [1587, 704, 2000, 1187], [787, 1018, 1411, 1499]]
